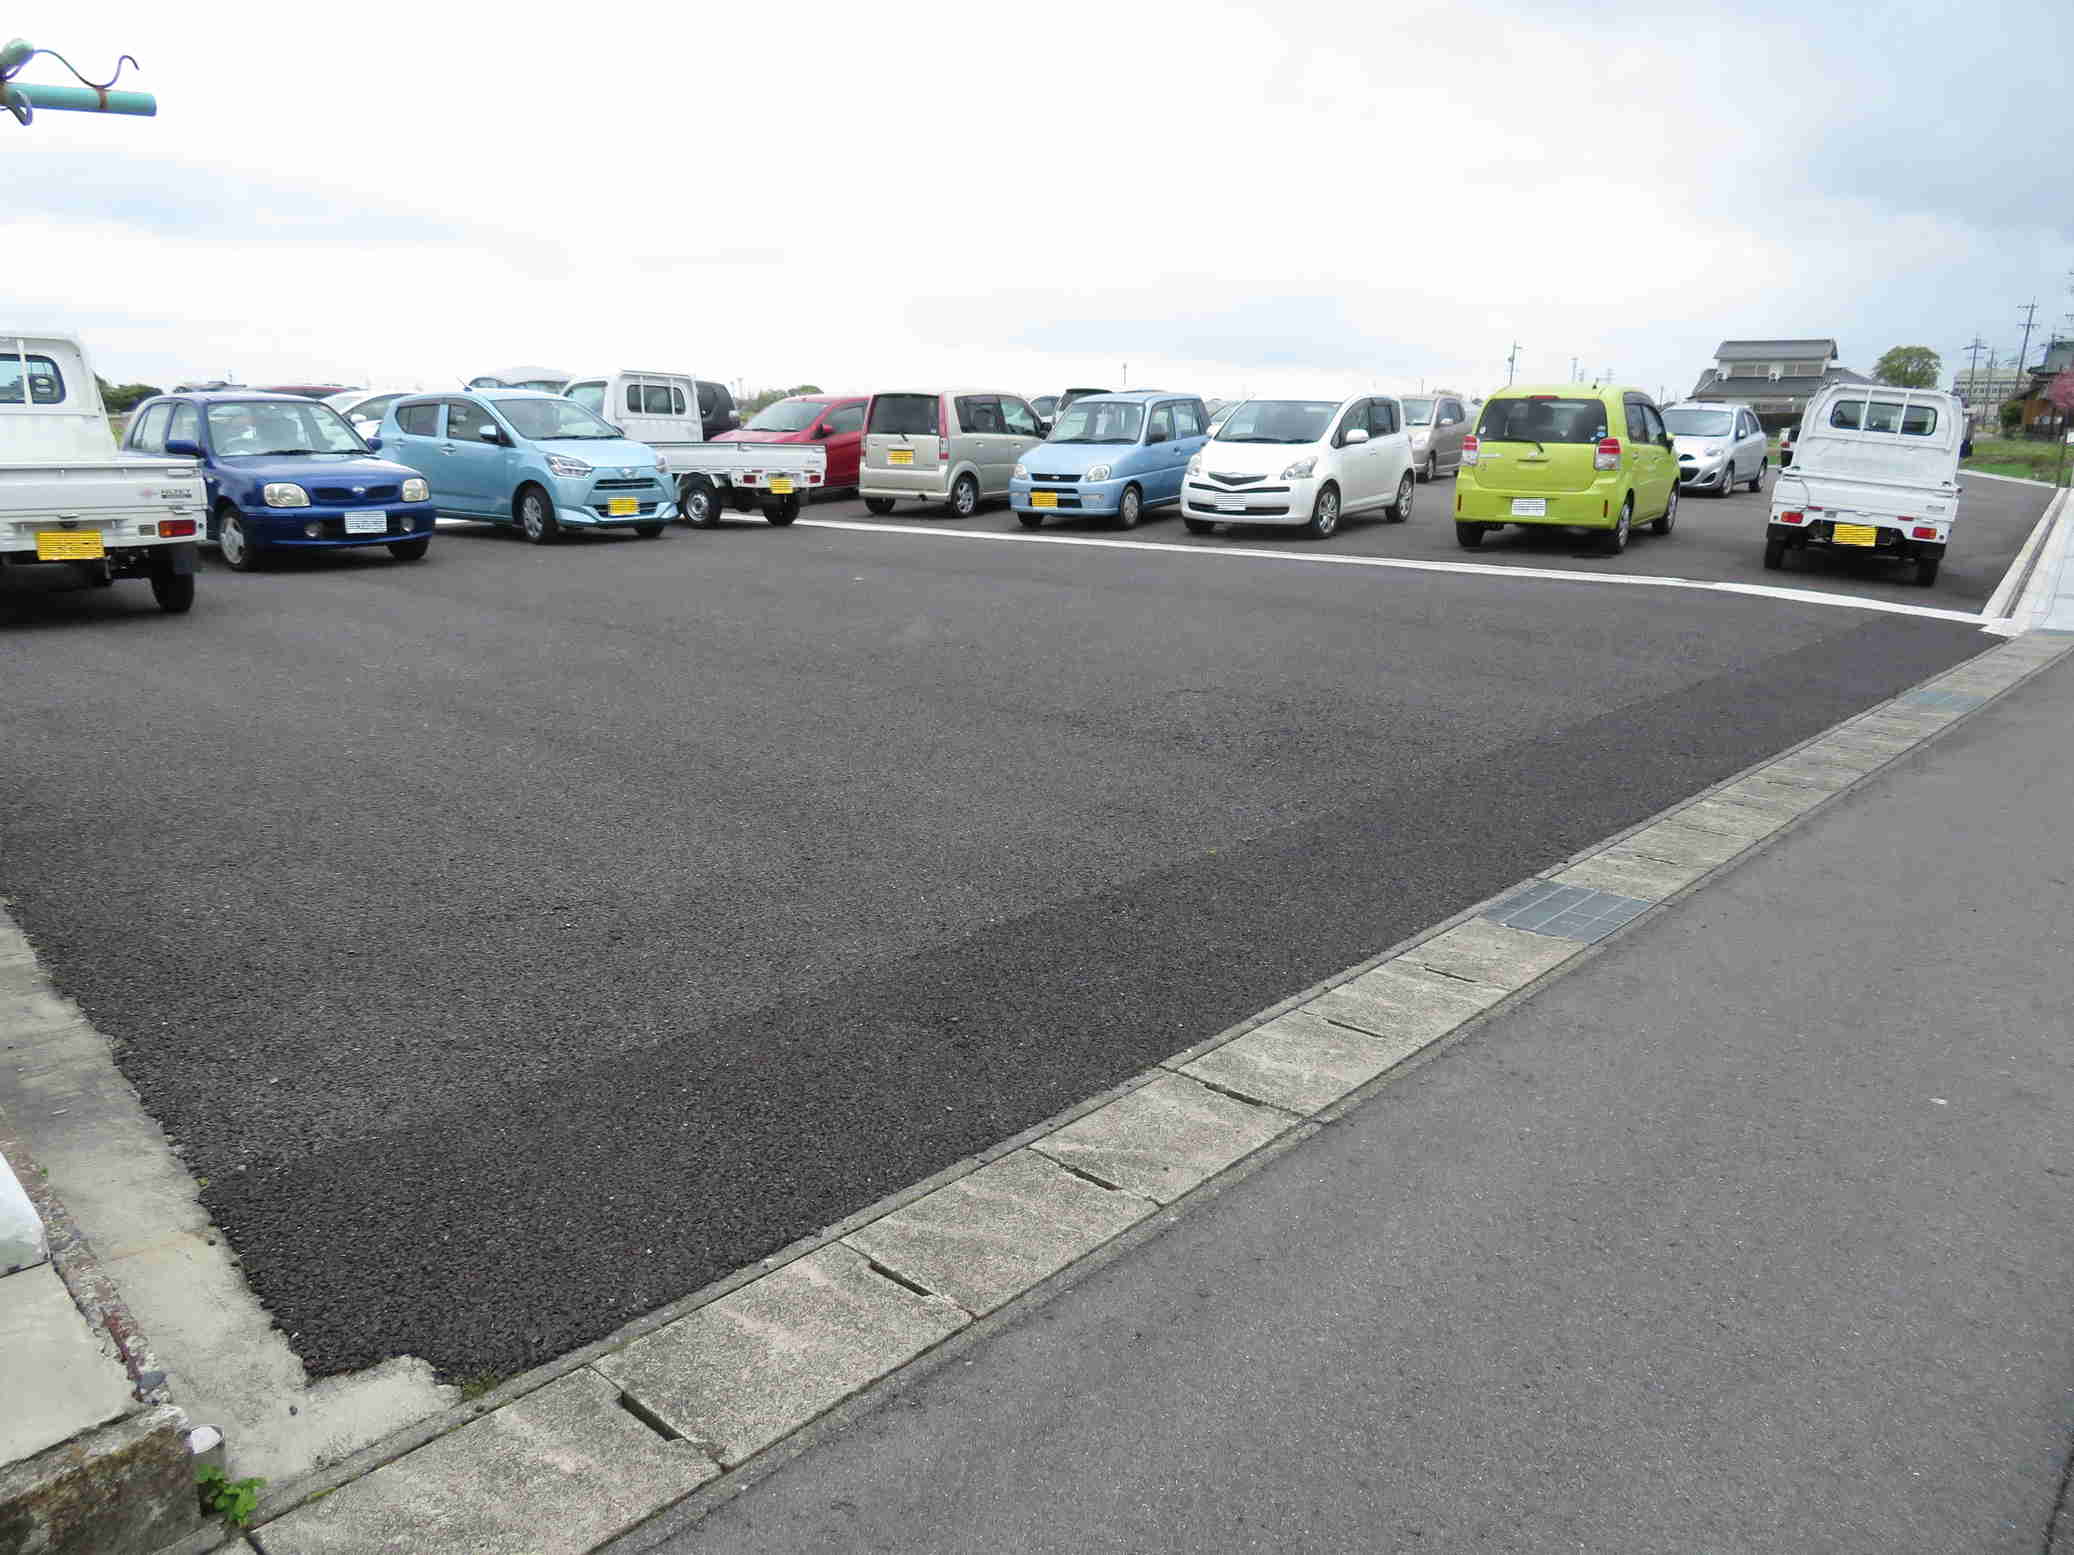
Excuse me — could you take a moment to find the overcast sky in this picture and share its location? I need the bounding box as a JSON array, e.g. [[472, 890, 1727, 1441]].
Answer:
[[11, 1, 2072, 404]]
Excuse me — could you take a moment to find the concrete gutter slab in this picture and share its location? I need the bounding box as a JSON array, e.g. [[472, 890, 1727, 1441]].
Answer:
[[1618, 820, 1753, 868], [1308, 963, 1500, 1043], [596, 1245, 967, 1468], [1180, 1009, 1437, 1114], [0, 1263, 134, 1462], [1673, 798, 1791, 843], [1551, 847, 1705, 903], [1402, 919, 1578, 990], [844, 1150, 1154, 1317], [259, 1368, 713, 1555], [1031, 1072, 1296, 1204]]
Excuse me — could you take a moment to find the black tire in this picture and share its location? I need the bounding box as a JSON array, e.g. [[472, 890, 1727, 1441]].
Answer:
[[387, 537, 431, 561], [1915, 555, 1940, 588], [1455, 522, 1485, 549], [681, 478, 723, 528], [1304, 483, 1341, 539], [1017, 510, 1044, 529], [215, 504, 261, 571], [1714, 462, 1733, 498], [1418, 453, 1436, 484], [1602, 496, 1633, 554], [1762, 535, 1786, 570], [1749, 458, 1767, 493], [149, 567, 195, 613], [1386, 470, 1414, 523], [1115, 485, 1143, 530], [633, 522, 664, 539], [947, 473, 979, 519], [516, 483, 560, 544], [1184, 517, 1216, 535], [764, 496, 801, 526], [864, 497, 896, 516], [1651, 481, 1678, 536]]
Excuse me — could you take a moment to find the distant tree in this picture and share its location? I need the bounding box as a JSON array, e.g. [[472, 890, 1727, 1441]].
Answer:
[[741, 383, 824, 416], [1871, 346, 1941, 388], [1999, 399, 2025, 434], [95, 375, 165, 412]]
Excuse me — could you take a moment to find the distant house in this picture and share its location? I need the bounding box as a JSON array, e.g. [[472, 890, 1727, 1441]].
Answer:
[[1687, 339, 1871, 432], [2015, 339, 2074, 437]]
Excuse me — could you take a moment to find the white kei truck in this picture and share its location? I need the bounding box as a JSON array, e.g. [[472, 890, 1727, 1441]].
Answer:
[[0, 332, 205, 613], [1763, 382, 1972, 588], [561, 370, 825, 526]]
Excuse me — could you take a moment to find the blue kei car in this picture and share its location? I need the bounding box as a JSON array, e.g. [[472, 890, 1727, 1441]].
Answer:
[[123, 392, 436, 570], [376, 390, 675, 544], [1009, 391, 1210, 529]]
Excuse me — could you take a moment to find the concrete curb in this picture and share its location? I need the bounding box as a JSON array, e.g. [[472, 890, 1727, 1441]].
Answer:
[[218, 624, 2074, 1555]]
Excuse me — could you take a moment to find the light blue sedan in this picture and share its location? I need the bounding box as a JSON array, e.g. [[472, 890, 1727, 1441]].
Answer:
[[1010, 391, 1210, 529]]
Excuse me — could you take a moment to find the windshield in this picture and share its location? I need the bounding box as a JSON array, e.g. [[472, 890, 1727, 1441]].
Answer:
[[1663, 408, 1734, 437], [1213, 400, 1336, 445], [565, 382, 606, 415], [748, 399, 824, 433], [1047, 400, 1143, 444], [1476, 397, 1608, 444], [1400, 397, 1436, 426], [493, 396, 622, 441], [206, 400, 367, 456]]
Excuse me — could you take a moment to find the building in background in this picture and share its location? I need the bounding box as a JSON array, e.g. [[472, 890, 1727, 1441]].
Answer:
[[2014, 339, 2074, 438], [1949, 365, 2027, 428], [1687, 338, 1871, 432]]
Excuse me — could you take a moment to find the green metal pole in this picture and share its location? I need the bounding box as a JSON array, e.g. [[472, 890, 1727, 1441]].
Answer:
[[2, 81, 155, 116]]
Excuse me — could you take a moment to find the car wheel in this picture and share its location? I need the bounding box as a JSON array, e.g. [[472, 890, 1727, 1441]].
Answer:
[[1387, 470, 1414, 523], [948, 473, 978, 519], [149, 565, 195, 613], [516, 483, 560, 544], [1915, 555, 1940, 587], [1714, 462, 1733, 498], [1455, 521, 1485, 549], [1418, 454, 1436, 484], [1304, 484, 1341, 539], [1652, 481, 1678, 535], [1763, 535, 1786, 570], [681, 478, 722, 527], [764, 495, 801, 526], [633, 522, 664, 539], [1749, 458, 1767, 493], [1602, 496, 1633, 554], [387, 537, 431, 561], [1183, 517, 1217, 535], [216, 505, 260, 571], [864, 497, 896, 516], [1115, 485, 1143, 530]]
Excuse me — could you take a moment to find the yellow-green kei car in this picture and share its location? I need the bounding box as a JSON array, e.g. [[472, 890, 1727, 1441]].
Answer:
[[1453, 385, 1680, 554]]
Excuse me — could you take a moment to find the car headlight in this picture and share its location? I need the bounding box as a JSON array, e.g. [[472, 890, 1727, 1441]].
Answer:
[[1085, 464, 1112, 483], [544, 454, 592, 478], [401, 478, 429, 502], [1411, 429, 1430, 445], [1280, 456, 1317, 480], [1013, 462, 1028, 480], [1701, 445, 1723, 457], [263, 482, 310, 508], [1186, 452, 1203, 475]]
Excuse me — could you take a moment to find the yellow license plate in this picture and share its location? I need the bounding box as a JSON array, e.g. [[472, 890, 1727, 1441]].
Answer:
[[36, 530, 105, 561], [888, 448, 914, 466], [767, 478, 794, 495], [607, 497, 639, 517], [1831, 523, 1877, 546], [1031, 491, 1057, 509]]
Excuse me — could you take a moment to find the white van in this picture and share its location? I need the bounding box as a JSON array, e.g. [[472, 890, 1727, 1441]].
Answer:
[[1764, 384, 1970, 587]]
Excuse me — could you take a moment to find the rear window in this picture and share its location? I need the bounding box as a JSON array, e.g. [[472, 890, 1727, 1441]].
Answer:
[[1663, 409, 1734, 436], [1476, 397, 1609, 444], [1835, 398, 1938, 436], [0, 353, 66, 405], [869, 394, 940, 436]]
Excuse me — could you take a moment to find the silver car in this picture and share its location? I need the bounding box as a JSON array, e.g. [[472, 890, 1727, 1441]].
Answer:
[[859, 389, 1048, 517], [1401, 390, 1471, 482], [1664, 400, 1769, 496]]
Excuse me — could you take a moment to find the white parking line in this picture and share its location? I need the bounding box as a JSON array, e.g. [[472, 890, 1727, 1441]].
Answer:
[[796, 519, 1987, 626]]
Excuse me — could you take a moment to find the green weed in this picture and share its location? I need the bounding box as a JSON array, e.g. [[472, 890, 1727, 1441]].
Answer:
[[196, 1463, 265, 1528]]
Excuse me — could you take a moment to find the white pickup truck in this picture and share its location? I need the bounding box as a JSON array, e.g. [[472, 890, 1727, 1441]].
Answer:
[[1, 332, 205, 613], [1764, 383, 1971, 588], [562, 370, 825, 526]]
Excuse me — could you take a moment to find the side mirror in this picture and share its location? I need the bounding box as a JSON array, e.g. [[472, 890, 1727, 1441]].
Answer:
[[164, 437, 202, 457], [479, 425, 503, 444], [1660, 435, 1673, 450], [1344, 427, 1370, 445], [364, 435, 384, 452], [813, 424, 832, 438]]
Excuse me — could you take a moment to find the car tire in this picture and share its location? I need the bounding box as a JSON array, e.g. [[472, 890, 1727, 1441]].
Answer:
[[1763, 535, 1786, 570], [1455, 521, 1485, 549], [1304, 483, 1341, 539], [864, 497, 896, 516], [764, 496, 801, 526], [1418, 453, 1436, 484], [1115, 485, 1143, 530], [1651, 481, 1678, 535], [1714, 462, 1733, 498], [216, 505, 261, 571], [681, 478, 723, 527], [1602, 496, 1633, 554], [633, 522, 664, 539], [387, 537, 431, 561], [1387, 470, 1414, 522], [149, 565, 195, 613], [516, 483, 560, 544], [1749, 459, 1767, 493], [1184, 517, 1217, 535], [1915, 555, 1940, 587], [947, 473, 979, 519]]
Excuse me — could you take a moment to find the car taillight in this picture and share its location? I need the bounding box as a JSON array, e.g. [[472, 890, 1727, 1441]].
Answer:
[[938, 395, 951, 461], [157, 518, 196, 537], [1777, 511, 1804, 525], [1594, 436, 1620, 471], [1911, 525, 1937, 539], [1461, 434, 1479, 466]]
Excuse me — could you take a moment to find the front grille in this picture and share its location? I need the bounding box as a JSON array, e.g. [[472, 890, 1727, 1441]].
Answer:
[[1031, 473, 1079, 484], [592, 478, 652, 491], [1033, 494, 1083, 509], [314, 515, 416, 538], [593, 501, 660, 516], [1186, 498, 1290, 517], [1206, 471, 1264, 486], [313, 484, 400, 503], [1188, 481, 1290, 495]]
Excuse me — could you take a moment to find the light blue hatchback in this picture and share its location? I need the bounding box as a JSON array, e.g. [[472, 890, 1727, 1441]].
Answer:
[[375, 390, 676, 545], [1009, 391, 1209, 529]]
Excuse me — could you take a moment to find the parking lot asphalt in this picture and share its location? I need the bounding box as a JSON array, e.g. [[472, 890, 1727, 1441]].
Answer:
[[0, 514, 1995, 1378], [814, 467, 2049, 612]]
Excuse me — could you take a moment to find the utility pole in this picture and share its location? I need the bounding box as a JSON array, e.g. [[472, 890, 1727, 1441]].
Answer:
[[2017, 302, 2040, 379], [1570, 356, 1579, 382], [1961, 335, 1988, 406], [1505, 342, 1521, 386], [1, 37, 156, 124]]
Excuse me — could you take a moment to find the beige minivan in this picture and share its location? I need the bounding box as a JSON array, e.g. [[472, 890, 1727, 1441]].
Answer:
[[860, 390, 1047, 517]]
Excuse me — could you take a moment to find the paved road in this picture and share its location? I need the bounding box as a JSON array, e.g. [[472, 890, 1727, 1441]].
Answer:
[[809, 466, 2048, 612], [664, 652, 2074, 1555], [0, 505, 2004, 1379]]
